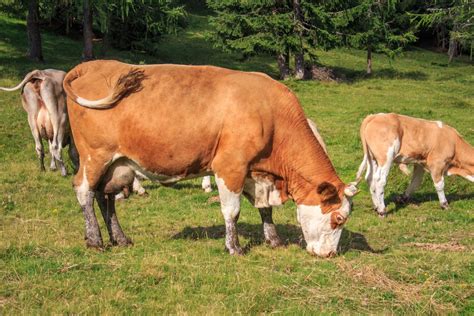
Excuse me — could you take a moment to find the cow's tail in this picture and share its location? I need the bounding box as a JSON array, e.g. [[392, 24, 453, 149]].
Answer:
[[63, 68, 145, 109], [0, 70, 43, 92], [355, 117, 371, 184]]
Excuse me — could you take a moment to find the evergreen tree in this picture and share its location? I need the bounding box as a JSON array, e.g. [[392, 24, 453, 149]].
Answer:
[[206, 0, 338, 79], [336, 0, 417, 74], [412, 0, 473, 62]]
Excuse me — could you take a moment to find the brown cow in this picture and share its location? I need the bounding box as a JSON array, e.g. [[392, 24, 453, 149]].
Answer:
[[0, 69, 77, 175], [356, 113, 474, 216], [63, 60, 358, 257]]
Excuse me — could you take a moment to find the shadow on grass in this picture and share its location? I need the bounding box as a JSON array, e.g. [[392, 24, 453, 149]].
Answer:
[[172, 224, 386, 255], [386, 192, 474, 215], [328, 66, 428, 83]]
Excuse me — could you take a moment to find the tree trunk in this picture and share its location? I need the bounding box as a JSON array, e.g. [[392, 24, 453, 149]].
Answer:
[[277, 52, 290, 80], [83, 0, 94, 61], [27, 0, 43, 62], [294, 53, 305, 80], [448, 37, 458, 64], [367, 47, 372, 75], [293, 0, 305, 80]]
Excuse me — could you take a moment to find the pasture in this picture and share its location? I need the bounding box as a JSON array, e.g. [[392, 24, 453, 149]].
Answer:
[[1, 12, 473, 314]]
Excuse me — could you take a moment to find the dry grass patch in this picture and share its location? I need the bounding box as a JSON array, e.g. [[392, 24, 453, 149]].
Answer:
[[407, 241, 467, 252], [337, 261, 458, 313]]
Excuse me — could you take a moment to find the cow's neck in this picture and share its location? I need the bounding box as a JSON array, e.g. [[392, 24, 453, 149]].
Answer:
[[456, 137, 474, 175], [262, 113, 344, 205]]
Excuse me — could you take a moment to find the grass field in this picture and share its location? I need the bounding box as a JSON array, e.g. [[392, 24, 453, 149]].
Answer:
[[1, 11, 473, 314]]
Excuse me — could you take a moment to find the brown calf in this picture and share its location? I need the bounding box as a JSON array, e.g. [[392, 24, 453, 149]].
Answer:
[[356, 113, 474, 216]]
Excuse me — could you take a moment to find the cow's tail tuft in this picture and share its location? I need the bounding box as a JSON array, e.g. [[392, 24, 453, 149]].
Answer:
[[63, 68, 146, 109], [0, 70, 43, 92]]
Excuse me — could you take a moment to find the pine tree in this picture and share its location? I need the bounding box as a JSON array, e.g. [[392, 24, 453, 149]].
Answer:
[[206, 0, 338, 79], [336, 0, 417, 74], [412, 0, 473, 62]]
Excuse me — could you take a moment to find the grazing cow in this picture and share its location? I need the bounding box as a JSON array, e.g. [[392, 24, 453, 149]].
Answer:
[[356, 113, 474, 216], [63, 60, 358, 257], [0, 69, 77, 175], [200, 118, 328, 193]]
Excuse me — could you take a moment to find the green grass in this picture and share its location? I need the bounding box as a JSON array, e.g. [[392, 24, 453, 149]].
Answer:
[[1, 12, 473, 314]]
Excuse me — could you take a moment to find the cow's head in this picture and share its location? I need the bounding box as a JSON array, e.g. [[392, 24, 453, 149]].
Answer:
[[296, 182, 358, 258]]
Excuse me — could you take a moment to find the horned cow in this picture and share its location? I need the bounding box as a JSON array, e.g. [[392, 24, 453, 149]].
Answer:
[[63, 60, 358, 257], [356, 113, 474, 216], [0, 69, 78, 175]]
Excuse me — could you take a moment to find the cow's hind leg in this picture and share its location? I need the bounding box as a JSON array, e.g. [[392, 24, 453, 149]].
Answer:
[[258, 207, 282, 247], [96, 192, 132, 246], [73, 161, 108, 249], [48, 140, 57, 171], [366, 157, 380, 212], [22, 88, 45, 171], [40, 79, 65, 175], [369, 139, 399, 217]]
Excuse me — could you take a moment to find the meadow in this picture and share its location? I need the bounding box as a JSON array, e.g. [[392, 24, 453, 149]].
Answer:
[[0, 11, 473, 314]]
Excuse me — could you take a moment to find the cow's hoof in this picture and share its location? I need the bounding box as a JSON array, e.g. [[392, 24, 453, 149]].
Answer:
[[227, 246, 244, 256], [137, 191, 148, 197], [394, 194, 409, 205], [440, 202, 449, 210], [86, 240, 104, 250], [266, 238, 283, 248], [114, 237, 133, 247]]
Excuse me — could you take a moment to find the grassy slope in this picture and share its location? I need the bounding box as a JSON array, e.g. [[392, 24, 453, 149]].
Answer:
[[0, 13, 473, 314]]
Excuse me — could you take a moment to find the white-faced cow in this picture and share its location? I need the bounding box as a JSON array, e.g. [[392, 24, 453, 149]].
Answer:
[[63, 60, 358, 257], [0, 69, 77, 175], [356, 113, 474, 216]]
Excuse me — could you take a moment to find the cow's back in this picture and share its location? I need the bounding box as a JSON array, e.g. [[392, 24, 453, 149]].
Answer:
[[67, 60, 288, 175]]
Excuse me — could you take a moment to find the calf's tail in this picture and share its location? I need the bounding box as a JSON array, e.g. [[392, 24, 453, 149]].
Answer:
[[63, 68, 145, 109]]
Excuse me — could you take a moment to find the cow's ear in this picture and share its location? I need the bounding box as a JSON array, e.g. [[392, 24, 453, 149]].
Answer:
[[317, 182, 340, 204]]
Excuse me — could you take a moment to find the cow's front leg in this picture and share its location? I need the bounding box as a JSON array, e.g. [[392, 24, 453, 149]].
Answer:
[[258, 207, 282, 247], [96, 192, 132, 246], [215, 174, 243, 255], [431, 172, 449, 209]]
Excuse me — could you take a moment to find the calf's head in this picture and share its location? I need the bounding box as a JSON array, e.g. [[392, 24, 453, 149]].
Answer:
[[296, 182, 358, 258]]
